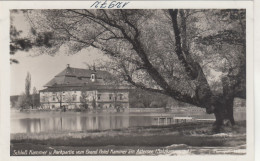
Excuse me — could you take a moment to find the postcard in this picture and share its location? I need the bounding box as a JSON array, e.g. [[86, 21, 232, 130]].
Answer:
[[0, 1, 255, 161]]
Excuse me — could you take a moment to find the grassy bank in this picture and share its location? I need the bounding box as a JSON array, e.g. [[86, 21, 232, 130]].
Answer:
[[10, 121, 246, 155]]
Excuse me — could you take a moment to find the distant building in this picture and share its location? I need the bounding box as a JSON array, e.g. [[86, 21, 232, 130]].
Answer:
[[39, 64, 130, 110]]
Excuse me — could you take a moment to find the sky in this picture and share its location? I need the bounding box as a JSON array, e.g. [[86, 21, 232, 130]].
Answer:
[[10, 50, 107, 96], [10, 11, 107, 96], [9, 10, 223, 96]]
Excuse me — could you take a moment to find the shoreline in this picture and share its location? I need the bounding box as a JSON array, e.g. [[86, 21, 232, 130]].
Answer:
[[12, 106, 245, 112], [11, 121, 246, 155]]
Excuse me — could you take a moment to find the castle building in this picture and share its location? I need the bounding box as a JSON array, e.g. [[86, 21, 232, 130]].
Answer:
[[39, 64, 130, 110]]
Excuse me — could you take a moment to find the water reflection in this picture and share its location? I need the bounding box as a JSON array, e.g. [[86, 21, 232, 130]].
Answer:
[[11, 111, 246, 134], [12, 115, 130, 134]]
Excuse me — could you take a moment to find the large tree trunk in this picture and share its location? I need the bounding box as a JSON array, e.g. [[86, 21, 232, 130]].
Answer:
[[213, 106, 224, 132], [212, 96, 235, 132], [225, 97, 235, 125], [169, 9, 240, 133]]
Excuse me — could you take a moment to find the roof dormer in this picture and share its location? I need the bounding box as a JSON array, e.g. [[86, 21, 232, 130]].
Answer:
[[91, 73, 96, 82]]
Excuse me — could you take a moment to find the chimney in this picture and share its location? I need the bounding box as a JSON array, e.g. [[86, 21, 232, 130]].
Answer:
[[67, 64, 70, 68]]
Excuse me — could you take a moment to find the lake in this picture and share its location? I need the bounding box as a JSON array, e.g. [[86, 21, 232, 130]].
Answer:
[[10, 109, 246, 134]]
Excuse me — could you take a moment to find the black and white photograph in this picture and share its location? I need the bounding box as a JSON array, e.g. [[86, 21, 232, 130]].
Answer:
[[0, 1, 255, 159]]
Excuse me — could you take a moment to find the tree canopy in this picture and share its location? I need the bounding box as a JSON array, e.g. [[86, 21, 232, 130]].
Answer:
[[11, 9, 246, 130]]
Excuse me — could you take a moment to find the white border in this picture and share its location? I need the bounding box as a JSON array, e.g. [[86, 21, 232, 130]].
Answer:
[[254, 0, 259, 160], [0, 1, 254, 161]]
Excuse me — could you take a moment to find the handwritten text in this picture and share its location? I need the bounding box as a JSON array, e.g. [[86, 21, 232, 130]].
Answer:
[[90, 0, 130, 9]]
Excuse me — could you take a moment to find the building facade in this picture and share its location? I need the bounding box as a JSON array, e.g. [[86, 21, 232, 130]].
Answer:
[[39, 64, 130, 110]]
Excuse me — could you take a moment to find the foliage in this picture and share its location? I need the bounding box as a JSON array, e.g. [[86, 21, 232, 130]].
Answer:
[[54, 92, 63, 108], [129, 89, 168, 108], [25, 72, 31, 96], [13, 9, 246, 129], [10, 10, 56, 64], [80, 90, 89, 109], [31, 87, 40, 108], [10, 24, 32, 64], [64, 92, 73, 106], [14, 93, 27, 109], [91, 96, 97, 109], [19, 72, 32, 108], [13, 75, 40, 109]]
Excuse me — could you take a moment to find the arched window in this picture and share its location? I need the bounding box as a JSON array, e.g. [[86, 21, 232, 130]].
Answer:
[[97, 94, 101, 100], [91, 74, 95, 82]]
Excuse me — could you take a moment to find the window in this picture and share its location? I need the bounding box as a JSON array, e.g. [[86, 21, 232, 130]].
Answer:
[[41, 96, 46, 102], [119, 94, 123, 100], [52, 95, 56, 101], [72, 95, 76, 101], [97, 94, 101, 100], [109, 94, 112, 100]]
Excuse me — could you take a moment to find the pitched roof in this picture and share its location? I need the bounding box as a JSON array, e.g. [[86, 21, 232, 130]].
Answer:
[[44, 66, 111, 87], [55, 67, 110, 78]]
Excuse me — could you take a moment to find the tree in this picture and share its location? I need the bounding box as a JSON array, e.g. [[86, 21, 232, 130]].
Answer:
[[129, 88, 169, 108], [103, 74, 125, 111], [91, 96, 97, 109], [31, 86, 38, 108], [80, 90, 89, 109], [64, 92, 76, 109], [20, 9, 246, 131], [24, 72, 32, 108], [195, 10, 246, 127], [10, 10, 55, 64], [55, 92, 64, 109], [25, 72, 31, 96], [15, 93, 27, 109]]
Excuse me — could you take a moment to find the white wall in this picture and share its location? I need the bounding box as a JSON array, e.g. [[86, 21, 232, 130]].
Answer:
[[40, 90, 130, 109]]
